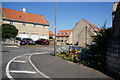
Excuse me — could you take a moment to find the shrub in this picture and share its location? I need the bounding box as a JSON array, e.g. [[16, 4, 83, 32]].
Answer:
[[80, 28, 112, 70]]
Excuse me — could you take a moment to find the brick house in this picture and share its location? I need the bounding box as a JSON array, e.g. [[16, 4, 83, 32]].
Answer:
[[56, 30, 72, 43], [2, 8, 49, 41], [72, 18, 99, 46]]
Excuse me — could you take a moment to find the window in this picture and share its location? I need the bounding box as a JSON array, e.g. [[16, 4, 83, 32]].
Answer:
[[22, 23, 26, 26], [61, 32, 64, 34], [9, 21, 13, 24], [66, 32, 68, 35], [43, 25, 45, 27], [34, 24, 36, 27]]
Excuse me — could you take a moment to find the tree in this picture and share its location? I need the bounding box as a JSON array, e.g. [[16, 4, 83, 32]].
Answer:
[[80, 28, 112, 70], [2, 24, 18, 39]]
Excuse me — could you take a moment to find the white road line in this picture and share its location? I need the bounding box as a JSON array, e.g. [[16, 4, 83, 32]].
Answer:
[[12, 60, 26, 63], [4, 46, 19, 48], [9, 50, 29, 51], [9, 70, 36, 74], [6, 55, 21, 80], [29, 53, 53, 80], [6, 52, 51, 80], [34, 52, 49, 54]]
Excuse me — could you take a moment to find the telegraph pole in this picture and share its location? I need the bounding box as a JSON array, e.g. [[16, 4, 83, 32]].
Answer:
[[85, 26, 87, 45], [54, 0, 57, 56]]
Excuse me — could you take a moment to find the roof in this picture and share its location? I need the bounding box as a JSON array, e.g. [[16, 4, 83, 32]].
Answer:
[[2, 8, 49, 25], [83, 18, 99, 31], [49, 31, 55, 35], [113, 2, 119, 12], [56, 30, 72, 37]]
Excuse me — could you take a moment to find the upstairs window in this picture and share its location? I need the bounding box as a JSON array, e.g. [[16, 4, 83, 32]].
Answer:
[[9, 21, 13, 24], [43, 25, 45, 27], [34, 24, 36, 27], [22, 23, 26, 26], [66, 32, 68, 35], [61, 32, 64, 34]]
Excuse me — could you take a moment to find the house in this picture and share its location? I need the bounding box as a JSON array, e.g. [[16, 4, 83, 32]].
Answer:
[[2, 8, 49, 41], [72, 18, 99, 46], [112, 2, 120, 36], [49, 31, 55, 39], [56, 30, 72, 43]]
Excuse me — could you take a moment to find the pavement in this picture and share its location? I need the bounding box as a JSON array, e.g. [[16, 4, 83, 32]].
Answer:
[[30, 53, 112, 79]]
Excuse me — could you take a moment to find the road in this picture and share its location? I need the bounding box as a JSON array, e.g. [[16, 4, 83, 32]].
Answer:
[[2, 44, 54, 79], [2, 44, 112, 80]]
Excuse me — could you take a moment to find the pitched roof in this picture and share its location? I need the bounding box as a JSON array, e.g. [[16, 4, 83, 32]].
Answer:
[[2, 8, 49, 25], [56, 30, 72, 37], [83, 18, 99, 31], [49, 31, 55, 35]]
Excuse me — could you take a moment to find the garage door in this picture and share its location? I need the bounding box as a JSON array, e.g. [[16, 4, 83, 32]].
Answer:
[[19, 34, 29, 38], [31, 34, 39, 41], [40, 36, 48, 39]]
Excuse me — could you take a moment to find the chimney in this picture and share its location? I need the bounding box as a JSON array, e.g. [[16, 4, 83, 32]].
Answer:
[[22, 8, 26, 13]]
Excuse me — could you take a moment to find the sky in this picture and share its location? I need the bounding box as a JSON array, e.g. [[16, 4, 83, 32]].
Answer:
[[2, 2, 113, 33]]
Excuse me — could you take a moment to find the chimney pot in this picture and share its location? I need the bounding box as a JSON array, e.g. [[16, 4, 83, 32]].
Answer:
[[22, 8, 26, 13]]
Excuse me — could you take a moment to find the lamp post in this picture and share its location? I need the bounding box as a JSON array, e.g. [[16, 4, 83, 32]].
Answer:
[[54, 0, 57, 56]]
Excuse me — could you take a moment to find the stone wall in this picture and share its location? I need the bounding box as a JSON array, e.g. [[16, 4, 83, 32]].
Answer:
[[106, 2, 120, 79], [2, 20, 49, 39], [106, 36, 120, 78]]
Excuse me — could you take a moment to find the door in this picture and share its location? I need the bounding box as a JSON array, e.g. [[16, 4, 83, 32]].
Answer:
[[40, 36, 48, 39]]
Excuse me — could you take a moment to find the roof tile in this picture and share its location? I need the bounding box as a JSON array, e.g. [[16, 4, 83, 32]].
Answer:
[[2, 8, 49, 25]]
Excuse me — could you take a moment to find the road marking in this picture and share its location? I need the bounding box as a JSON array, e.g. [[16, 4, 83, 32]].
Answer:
[[9, 50, 29, 51], [6, 52, 51, 80], [12, 60, 26, 63], [29, 53, 53, 80], [34, 52, 49, 54], [4, 46, 19, 48], [9, 70, 36, 74]]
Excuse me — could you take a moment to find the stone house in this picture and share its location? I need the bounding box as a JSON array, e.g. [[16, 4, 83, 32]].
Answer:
[[49, 31, 55, 39], [72, 18, 99, 46], [2, 8, 49, 41], [56, 30, 72, 43]]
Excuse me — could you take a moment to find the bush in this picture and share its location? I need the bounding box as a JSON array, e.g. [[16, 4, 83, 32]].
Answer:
[[2, 24, 18, 39], [80, 28, 112, 70]]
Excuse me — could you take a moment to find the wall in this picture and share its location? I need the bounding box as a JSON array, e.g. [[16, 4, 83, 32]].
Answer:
[[56, 36, 68, 42], [73, 18, 95, 46], [106, 2, 120, 79], [68, 32, 73, 44], [106, 37, 120, 78], [78, 29, 93, 47], [72, 18, 94, 45], [2, 20, 49, 39]]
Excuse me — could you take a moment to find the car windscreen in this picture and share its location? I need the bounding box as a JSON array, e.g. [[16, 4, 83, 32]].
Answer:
[[23, 38, 32, 40]]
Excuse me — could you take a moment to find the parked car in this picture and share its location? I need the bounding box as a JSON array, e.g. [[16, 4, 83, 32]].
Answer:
[[15, 37, 22, 41], [20, 38, 35, 45], [35, 39, 50, 45]]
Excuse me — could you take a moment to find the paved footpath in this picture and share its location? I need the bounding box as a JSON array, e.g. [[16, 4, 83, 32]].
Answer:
[[30, 53, 113, 79]]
